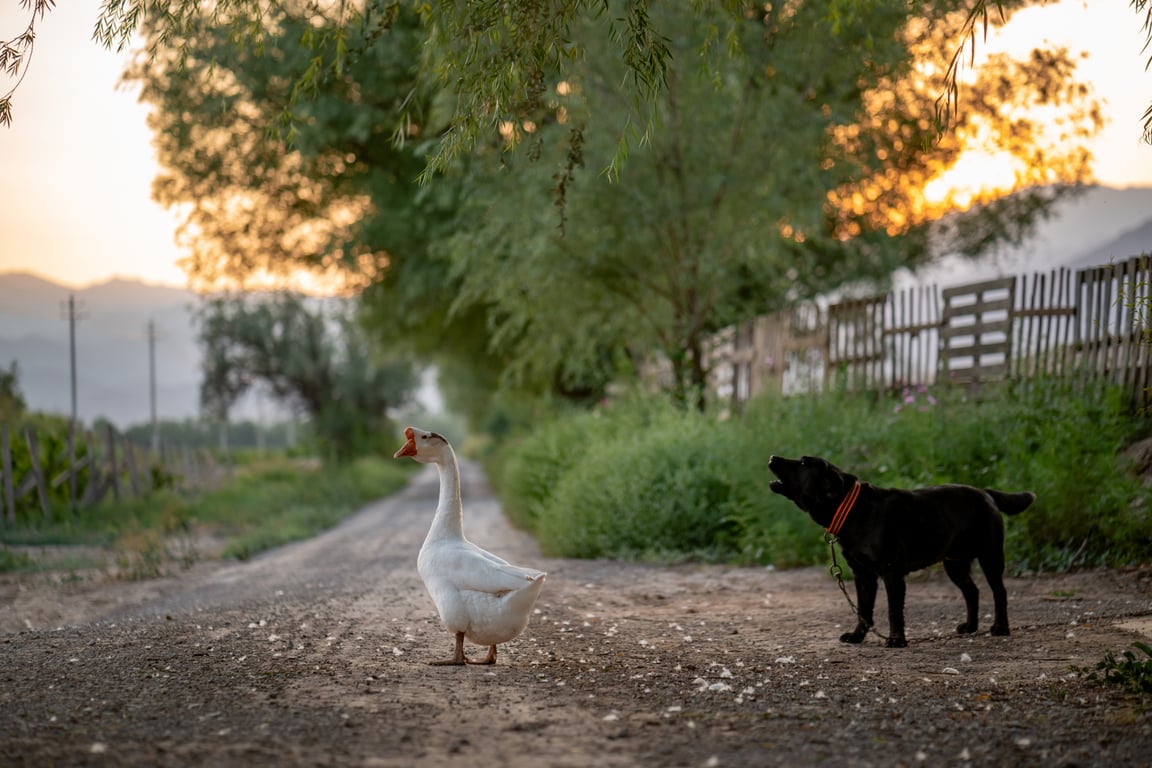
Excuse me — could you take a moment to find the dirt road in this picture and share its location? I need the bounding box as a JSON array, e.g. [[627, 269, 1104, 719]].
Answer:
[[2, 461, 1151, 767]]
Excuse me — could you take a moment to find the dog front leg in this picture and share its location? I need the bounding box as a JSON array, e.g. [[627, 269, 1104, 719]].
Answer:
[[882, 573, 908, 648], [841, 570, 877, 644]]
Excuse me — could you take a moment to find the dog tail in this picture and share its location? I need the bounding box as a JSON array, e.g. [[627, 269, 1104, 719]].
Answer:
[[985, 489, 1036, 516]]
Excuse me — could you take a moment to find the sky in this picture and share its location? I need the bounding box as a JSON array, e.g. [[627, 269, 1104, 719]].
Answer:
[[1, 0, 1151, 290]]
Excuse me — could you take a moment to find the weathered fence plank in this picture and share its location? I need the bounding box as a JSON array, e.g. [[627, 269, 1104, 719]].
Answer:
[[938, 277, 1015, 392], [706, 254, 1152, 410], [23, 429, 51, 520], [1, 426, 13, 525]]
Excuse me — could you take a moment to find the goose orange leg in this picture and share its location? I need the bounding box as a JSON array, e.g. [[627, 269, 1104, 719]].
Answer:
[[429, 631, 469, 666], [467, 645, 497, 665]]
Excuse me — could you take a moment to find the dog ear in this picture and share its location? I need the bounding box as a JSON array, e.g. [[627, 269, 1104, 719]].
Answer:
[[824, 464, 857, 501]]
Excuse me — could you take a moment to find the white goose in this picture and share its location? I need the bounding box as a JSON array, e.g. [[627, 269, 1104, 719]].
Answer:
[[394, 426, 546, 665]]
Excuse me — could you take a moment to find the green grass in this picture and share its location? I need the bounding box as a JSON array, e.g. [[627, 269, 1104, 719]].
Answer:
[[494, 380, 1152, 570], [1083, 641, 1152, 697], [0, 454, 417, 576]]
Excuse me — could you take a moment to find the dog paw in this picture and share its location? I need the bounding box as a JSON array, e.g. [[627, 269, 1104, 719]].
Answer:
[[839, 631, 866, 644], [990, 624, 1010, 637], [956, 622, 977, 635], [885, 637, 908, 648]]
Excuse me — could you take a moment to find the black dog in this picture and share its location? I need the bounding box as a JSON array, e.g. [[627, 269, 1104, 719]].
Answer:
[[768, 455, 1035, 648]]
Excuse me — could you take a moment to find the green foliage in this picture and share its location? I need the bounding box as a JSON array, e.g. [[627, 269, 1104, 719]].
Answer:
[[0, 360, 27, 421], [195, 293, 417, 460], [0, 546, 31, 572], [497, 398, 665, 532], [122, 0, 1102, 430], [1084, 641, 1152, 697], [125, 3, 444, 287], [192, 456, 412, 560], [742, 379, 1149, 570], [0, 413, 93, 523], [498, 394, 825, 565], [437, 0, 1099, 412], [498, 382, 1150, 568], [0, 455, 416, 574]]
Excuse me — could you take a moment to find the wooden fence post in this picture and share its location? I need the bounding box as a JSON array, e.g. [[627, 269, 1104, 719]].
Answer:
[[1, 425, 14, 525], [23, 429, 51, 521], [67, 420, 78, 514], [699, 256, 1152, 413], [122, 436, 142, 497], [104, 424, 120, 502], [80, 430, 101, 509]]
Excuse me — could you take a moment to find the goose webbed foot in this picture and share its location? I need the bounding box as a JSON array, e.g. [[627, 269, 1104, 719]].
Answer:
[[466, 645, 497, 665], [429, 631, 469, 666]]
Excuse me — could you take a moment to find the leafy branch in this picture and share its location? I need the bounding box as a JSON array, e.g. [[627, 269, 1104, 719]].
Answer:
[[1083, 641, 1152, 697], [936, 0, 1152, 146], [1136, 0, 1152, 143], [934, 0, 1004, 141], [0, 0, 55, 127]]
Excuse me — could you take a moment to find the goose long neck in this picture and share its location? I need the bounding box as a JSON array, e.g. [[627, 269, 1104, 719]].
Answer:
[[428, 448, 464, 539]]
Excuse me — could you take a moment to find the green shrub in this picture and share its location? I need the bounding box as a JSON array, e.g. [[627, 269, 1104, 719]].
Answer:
[[534, 410, 736, 559], [0, 414, 93, 522], [497, 396, 685, 531], [1083, 641, 1152, 697], [497, 412, 610, 531], [500, 380, 1150, 570], [2, 454, 418, 573]]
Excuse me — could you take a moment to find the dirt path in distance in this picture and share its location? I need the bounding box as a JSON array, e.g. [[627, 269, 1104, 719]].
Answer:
[[1, 461, 1150, 767]]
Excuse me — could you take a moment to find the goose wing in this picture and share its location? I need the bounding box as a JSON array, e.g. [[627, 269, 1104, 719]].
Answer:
[[427, 540, 544, 595]]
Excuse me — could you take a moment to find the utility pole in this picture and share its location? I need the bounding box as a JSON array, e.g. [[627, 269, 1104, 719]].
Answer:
[[147, 320, 160, 455], [60, 294, 85, 513]]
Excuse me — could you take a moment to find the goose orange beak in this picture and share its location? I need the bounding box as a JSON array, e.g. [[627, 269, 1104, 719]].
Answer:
[[394, 427, 418, 458]]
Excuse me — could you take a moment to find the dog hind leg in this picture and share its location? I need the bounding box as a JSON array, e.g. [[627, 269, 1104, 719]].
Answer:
[[943, 558, 980, 634], [978, 550, 1011, 636]]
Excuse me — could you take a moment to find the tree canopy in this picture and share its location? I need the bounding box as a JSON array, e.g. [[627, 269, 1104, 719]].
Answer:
[[118, 0, 1106, 420], [3, 0, 1114, 427], [434, 0, 1101, 407], [0, 360, 27, 421], [196, 293, 418, 459], [3, 1, 1150, 147]]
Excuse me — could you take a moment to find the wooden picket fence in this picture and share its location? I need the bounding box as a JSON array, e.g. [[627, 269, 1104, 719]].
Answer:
[[710, 253, 1152, 410], [0, 423, 223, 525]]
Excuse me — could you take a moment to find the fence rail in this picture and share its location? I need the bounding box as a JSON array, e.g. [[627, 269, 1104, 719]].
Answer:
[[712, 254, 1152, 409], [0, 423, 222, 525]]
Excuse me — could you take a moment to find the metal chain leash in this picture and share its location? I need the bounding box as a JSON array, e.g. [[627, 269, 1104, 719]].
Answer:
[[824, 532, 890, 642]]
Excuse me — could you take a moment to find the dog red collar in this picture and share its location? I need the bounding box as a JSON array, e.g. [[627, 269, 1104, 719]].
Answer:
[[826, 481, 861, 537]]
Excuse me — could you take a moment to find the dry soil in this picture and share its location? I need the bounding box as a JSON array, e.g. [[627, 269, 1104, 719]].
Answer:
[[1, 460, 1151, 767]]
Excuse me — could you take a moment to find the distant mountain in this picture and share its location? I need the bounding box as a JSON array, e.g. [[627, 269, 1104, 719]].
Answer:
[[893, 185, 1152, 289], [1064, 216, 1152, 271], [0, 274, 270, 428]]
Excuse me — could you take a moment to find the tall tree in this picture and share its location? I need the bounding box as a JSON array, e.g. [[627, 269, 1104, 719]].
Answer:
[[125, 3, 526, 424], [196, 293, 417, 459], [5, 1, 1147, 153], [124, 4, 446, 292], [0, 360, 27, 421], [436, 0, 1102, 409]]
